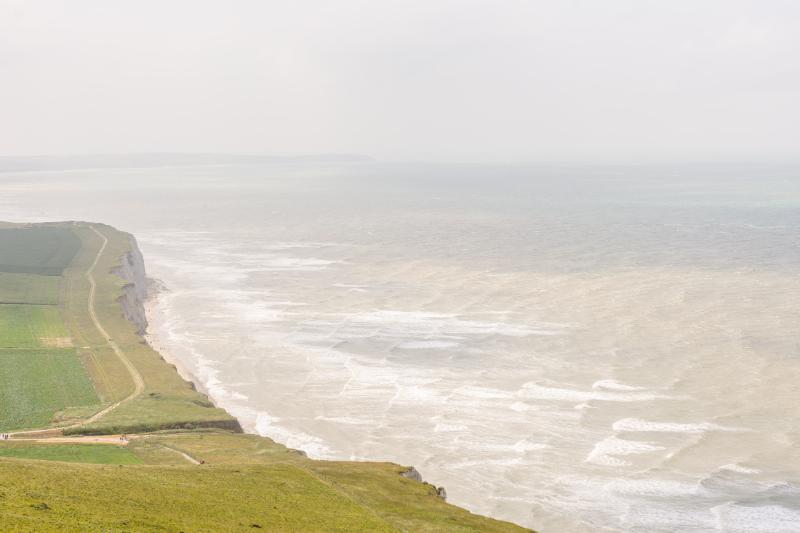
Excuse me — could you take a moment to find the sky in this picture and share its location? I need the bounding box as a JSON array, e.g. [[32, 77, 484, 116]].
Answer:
[[1, 0, 799, 163]]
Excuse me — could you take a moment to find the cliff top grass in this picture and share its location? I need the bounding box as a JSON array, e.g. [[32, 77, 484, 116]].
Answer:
[[63, 222, 239, 434], [1, 431, 527, 532]]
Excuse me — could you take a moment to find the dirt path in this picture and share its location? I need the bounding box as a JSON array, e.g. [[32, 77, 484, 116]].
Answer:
[[4, 434, 205, 465], [77, 226, 145, 425], [8, 435, 133, 445], [8, 225, 145, 438], [160, 445, 202, 465]]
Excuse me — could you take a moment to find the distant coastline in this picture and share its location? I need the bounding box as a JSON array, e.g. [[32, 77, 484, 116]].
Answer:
[[0, 153, 376, 173]]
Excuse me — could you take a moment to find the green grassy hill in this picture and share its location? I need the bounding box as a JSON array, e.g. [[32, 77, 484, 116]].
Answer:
[[1, 431, 527, 532], [0, 222, 533, 532]]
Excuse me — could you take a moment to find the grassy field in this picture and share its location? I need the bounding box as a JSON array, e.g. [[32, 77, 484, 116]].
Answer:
[[0, 348, 98, 431], [0, 304, 72, 348], [0, 226, 80, 275], [0, 442, 141, 464], [0, 231, 99, 432], [0, 272, 61, 304]]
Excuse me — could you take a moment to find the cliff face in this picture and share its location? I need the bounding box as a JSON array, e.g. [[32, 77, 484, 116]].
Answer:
[[113, 235, 149, 335]]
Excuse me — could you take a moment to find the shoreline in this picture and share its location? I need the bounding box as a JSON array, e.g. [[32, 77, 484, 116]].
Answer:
[[135, 255, 459, 499], [143, 287, 211, 400], [123, 231, 538, 532]]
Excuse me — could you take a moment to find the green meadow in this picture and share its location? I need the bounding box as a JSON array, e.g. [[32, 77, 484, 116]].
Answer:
[[0, 348, 98, 431], [0, 272, 61, 304], [0, 231, 99, 432], [0, 226, 80, 275], [0, 304, 71, 348]]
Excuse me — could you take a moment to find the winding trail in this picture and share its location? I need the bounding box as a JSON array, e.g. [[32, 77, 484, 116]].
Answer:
[[8, 225, 145, 437], [159, 444, 202, 465], [79, 226, 145, 424]]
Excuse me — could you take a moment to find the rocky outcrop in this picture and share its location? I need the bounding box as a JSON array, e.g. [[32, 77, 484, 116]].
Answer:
[[401, 467, 423, 482], [113, 235, 149, 335], [401, 467, 447, 501]]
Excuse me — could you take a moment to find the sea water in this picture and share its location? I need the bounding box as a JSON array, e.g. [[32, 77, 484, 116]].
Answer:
[[2, 161, 799, 532]]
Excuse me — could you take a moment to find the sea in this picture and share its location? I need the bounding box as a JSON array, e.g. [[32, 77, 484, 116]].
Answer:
[[2, 160, 799, 532]]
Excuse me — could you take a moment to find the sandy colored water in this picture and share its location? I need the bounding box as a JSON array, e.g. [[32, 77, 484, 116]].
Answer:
[[142, 240, 800, 532], [2, 161, 800, 531]]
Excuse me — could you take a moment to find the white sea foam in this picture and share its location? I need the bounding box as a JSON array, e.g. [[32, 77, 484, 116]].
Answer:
[[455, 436, 548, 454], [592, 379, 647, 391], [606, 478, 699, 497], [223, 301, 284, 323], [519, 382, 665, 403], [397, 340, 461, 349], [263, 241, 342, 250], [450, 457, 526, 468], [333, 310, 568, 339], [510, 401, 540, 412], [720, 463, 761, 474], [391, 385, 445, 404], [514, 439, 549, 453], [434, 423, 469, 432], [586, 436, 665, 466], [257, 256, 342, 271], [612, 418, 742, 433], [453, 386, 515, 400], [712, 503, 800, 532], [332, 283, 369, 292], [254, 412, 334, 459], [315, 416, 374, 425]]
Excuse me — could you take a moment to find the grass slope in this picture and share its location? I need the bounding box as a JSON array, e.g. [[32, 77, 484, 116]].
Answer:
[[0, 461, 398, 532], [0, 443, 140, 464], [0, 431, 529, 532], [129, 431, 530, 532]]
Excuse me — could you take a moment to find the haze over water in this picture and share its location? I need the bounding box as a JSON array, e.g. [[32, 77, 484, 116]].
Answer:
[[2, 161, 800, 532]]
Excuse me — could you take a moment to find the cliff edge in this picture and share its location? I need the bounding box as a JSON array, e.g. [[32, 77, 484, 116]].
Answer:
[[113, 234, 149, 335]]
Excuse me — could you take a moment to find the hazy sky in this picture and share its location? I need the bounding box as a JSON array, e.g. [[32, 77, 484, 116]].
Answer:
[[2, 1, 799, 162]]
